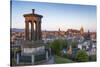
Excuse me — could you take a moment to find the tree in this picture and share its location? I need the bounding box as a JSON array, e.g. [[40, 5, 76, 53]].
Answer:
[[50, 39, 68, 55], [60, 39, 68, 49], [71, 40, 78, 48], [50, 39, 60, 55], [75, 50, 89, 62]]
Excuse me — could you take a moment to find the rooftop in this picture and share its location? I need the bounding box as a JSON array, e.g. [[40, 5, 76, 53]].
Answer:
[[23, 9, 43, 18]]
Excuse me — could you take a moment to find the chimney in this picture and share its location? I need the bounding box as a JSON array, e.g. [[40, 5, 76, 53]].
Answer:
[[32, 9, 35, 14]]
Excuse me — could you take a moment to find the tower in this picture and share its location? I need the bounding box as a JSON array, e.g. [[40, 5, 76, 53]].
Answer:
[[80, 26, 84, 35], [16, 9, 50, 65], [23, 9, 43, 41], [22, 9, 45, 56]]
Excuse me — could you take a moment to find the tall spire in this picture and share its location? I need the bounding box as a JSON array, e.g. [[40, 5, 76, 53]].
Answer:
[[58, 28, 60, 32], [80, 26, 84, 35]]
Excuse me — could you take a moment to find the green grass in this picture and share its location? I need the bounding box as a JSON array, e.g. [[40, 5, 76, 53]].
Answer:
[[54, 55, 74, 64]]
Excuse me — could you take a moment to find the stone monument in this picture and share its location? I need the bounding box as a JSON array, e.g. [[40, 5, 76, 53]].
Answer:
[[17, 9, 48, 64], [24, 9, 43, 41]]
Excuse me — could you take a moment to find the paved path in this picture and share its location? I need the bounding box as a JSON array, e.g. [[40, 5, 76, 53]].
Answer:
[[42, 56, 55, 64]]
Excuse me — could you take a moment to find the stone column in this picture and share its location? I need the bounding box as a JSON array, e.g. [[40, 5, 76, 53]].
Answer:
[[36, 21, 39, 40], [35, 22, 37, 40], [25, 21, 29, 40], [31, 54, 34, 64], [35, 21, 39, 41], [30, 22, 32, 40], [34, 22, 37, 41], [39, 20, 42, 40], [49, 48, 51, 57], [31, 22, 34, 41], [16, 53, 19, 64], [46, 51, 49, 60]]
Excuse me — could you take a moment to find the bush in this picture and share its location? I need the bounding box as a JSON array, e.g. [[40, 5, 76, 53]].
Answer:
[[75, 50, 89, 62], [89, 55, 96, 61], [11, 58, 16, 65]]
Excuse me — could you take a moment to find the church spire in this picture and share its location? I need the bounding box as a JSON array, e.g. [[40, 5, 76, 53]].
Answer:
[[80, 26, 84, 35]]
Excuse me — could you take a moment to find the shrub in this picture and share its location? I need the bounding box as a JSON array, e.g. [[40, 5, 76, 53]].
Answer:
[[75, 50, 89, 62], [89, 55, 96, 61]]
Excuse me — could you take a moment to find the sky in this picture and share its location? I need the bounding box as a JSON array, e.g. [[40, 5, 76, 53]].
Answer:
[[11, 0, 97, 32]]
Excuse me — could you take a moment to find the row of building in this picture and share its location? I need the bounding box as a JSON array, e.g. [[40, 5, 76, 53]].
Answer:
[[11, 27, 96, 45], [11, 27, 96, 65]]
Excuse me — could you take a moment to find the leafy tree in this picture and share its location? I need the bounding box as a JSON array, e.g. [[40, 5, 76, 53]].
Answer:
[[50, 39, 68, 55], [71, 40, 78, 48], [50, 39, 61, 55], [60, 39, 68, 49], [75, 50, 89, 62]]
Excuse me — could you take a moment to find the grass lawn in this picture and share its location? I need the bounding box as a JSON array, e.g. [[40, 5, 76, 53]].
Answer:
[[54, 55, 74, 64]]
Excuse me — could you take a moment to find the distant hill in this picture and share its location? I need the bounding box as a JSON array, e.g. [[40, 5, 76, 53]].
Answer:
[[11, 28, 24, 32], [10, 28, 63, 32]]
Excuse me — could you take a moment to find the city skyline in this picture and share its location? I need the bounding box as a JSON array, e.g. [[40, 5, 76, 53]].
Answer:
[[11, 1, 96, 32]]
